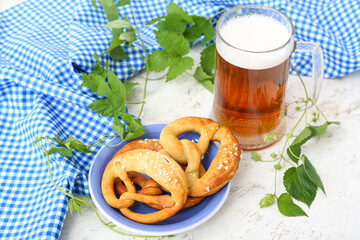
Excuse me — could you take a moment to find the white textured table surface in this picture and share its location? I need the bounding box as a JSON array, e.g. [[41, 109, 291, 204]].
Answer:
[[2, 1, 360, 239]]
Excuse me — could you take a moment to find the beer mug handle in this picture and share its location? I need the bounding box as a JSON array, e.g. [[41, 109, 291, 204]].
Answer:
[[294, 41, 324, 103]]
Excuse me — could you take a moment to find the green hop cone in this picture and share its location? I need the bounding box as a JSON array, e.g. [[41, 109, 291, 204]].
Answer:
[[263, 134, 272, 142], [259, 194, 275, 208], [274, 164, 282, 170], [251, 152, 262, 161]]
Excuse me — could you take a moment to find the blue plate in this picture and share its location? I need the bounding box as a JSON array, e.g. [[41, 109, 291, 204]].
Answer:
[[88, 124, 230, 236]]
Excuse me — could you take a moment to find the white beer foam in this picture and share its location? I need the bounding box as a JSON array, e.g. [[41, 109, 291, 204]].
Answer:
[[217, 14, 293, 70]]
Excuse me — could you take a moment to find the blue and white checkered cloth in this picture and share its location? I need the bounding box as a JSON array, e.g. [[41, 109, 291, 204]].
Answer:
[[0, 0, 359, 238]]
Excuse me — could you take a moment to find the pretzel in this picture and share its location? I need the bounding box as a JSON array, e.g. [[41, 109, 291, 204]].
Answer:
[[114, 171, 205, 209], [160, 117, 241, 197], [112, 139, 164, 199], [112, 139, 205, 209], [102, 149, 188, 224], [101, 139, 163, 209], [112, 139, 165, 199]]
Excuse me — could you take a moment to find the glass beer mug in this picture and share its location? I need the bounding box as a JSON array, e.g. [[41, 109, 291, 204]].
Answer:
[[213, 5, 323, 150]]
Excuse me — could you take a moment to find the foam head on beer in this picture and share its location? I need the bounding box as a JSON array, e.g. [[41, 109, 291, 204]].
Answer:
[[217, 14, 293, 70]]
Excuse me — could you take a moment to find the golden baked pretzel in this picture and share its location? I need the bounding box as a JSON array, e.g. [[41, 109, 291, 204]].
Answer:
[[102, 149, 188, 224], [159, 117, 241, 197], [101, 139, 163, 209], [117, 149, 188, 223], [112, 139, 164, 198], [111, 139, 205, 209]]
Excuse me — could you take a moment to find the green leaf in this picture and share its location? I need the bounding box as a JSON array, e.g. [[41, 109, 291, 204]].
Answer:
[[111, 118, 126, 139], [287, 126, 315, 164], [193, 66, 214, 92], [68, 198, 74, 215], [184, 16, 215, 45], [166, 56, 193, 81], [251, 152, 262, 161], [200, 42, 215, 75], [109, 45, 129, 60], [147, 31, 193, 80], [101, 37, 127, 59], [87, 99, 115, 117], [155, 30, 190, 56], [310, 121, 340, 137], [107, 68, 126, 96], [124, 80, 138, 97], [259, 194, 275, 208], [64, 136, 93, 153], [112, 115, 145, 141], [166, 1, 193, 24], [119, 29, 136, 45], [93, 53, 101, 65], [103, 19, 133, 29], [283, 166, 317, 207], [55, 133, 66, 147], [287, 144, 301, 164], [277, 193, 308, 217], [68, 196, 90, 216], [119, 113, 145, 140], [80, 196, 91, 201], [98, 0, 127, 60], [301, 155, 326, 195], [118, 0, 130, 7], [80, 66, 110, 97], [73, 199, 82, 215], [155, 18, 187, 35], [98, 0, 119, 22], [309, 123, 327, 137], [146, 16, 166, 25], [102, 37, 122, 55], [45, 147, 73, 157], [88, 98, 125, 118], [291, 127, 315, 146], [91, 0, 98, 9], [146, 2, 192, 35], [147, 50, 176, 72], [85, 67, 128, 118]]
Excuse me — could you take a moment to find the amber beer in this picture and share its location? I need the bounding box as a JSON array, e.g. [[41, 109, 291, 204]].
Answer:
[[213, 8, 295, 150], [213, 51, 289, 136]]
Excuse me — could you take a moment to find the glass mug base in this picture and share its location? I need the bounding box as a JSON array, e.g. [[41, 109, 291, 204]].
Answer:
[[232, 120, 286, 151]]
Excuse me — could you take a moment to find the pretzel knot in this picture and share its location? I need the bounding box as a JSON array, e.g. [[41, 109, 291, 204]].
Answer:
[[114, 170, 205, 210], [102, 149, 188, 224], [160, 117, 241, 197], [114, 172, 163, 197]]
